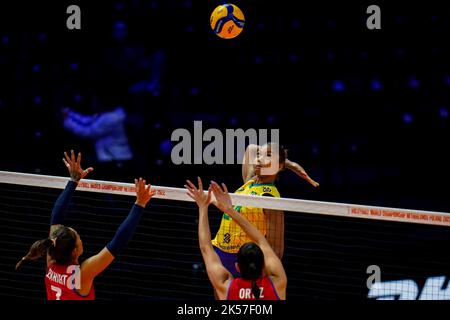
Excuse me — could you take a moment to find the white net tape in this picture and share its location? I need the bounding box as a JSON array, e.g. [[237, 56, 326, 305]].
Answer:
[[1, 170, 449, 227]]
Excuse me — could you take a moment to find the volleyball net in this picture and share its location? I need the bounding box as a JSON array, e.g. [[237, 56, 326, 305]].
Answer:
[[0, 171, 449, 300]]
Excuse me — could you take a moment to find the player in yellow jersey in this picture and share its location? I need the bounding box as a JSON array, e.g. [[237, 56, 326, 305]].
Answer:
[[210, 142, 319, 277]]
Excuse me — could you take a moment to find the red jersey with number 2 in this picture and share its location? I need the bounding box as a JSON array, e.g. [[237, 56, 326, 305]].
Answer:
[[227, 276, 280, 300], [45, 264, 95, 300]]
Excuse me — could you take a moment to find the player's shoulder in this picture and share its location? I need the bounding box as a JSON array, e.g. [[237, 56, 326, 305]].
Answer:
[[238, 178, 254, 191]]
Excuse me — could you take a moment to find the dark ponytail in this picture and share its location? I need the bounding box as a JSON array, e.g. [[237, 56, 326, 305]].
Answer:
[[15, 225, 77, 270], [237, 243, 264, 300], [15, 238, 53, 270], [249, 263, 261, 299]]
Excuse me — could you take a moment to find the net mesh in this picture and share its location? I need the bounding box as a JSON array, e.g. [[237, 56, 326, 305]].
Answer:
[[0, 177, 449, 301]]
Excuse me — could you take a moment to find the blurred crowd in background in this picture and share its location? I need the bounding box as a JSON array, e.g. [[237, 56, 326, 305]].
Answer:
[[0, 1, 449, 211]]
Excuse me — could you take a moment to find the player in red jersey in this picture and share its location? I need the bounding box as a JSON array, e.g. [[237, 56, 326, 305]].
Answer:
[[15, 150, 156, 300], [186, 178, 287, 300]]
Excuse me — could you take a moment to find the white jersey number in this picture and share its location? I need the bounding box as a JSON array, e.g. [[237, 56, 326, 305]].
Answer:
[[51, 285, 62, 300]]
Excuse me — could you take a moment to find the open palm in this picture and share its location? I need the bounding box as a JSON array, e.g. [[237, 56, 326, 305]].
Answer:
[[185, 177, 212, 209], [62, 150, 94, 182]]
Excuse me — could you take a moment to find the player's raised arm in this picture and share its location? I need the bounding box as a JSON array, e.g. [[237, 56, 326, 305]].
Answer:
[[50, 150, 93, 235], [242, 144, 259, 183], [185, 177, 232, 299]]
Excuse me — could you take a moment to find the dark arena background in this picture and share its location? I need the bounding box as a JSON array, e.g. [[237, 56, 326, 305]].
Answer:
[[0, 0, 449, 308]]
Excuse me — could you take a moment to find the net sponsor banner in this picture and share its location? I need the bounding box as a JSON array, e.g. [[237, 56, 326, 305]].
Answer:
[[349, 207, 450, 226]]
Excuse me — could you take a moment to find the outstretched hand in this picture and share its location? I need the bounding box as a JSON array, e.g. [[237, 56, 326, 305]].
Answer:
[[135, 178, 157, 208], [296, 169, 320, 188], [209, 181, 234, 214], [285, 159, 320, 188], [185, 177, 212, 210], [306, 176, 320, 188], [62, 150, 94, 182]]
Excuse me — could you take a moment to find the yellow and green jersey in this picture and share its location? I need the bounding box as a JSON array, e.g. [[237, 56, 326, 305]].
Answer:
[[211, 179, 280, 253]]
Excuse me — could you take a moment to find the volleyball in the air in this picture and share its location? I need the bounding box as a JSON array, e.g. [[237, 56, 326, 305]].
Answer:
[[210, 4, 245, 39]]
